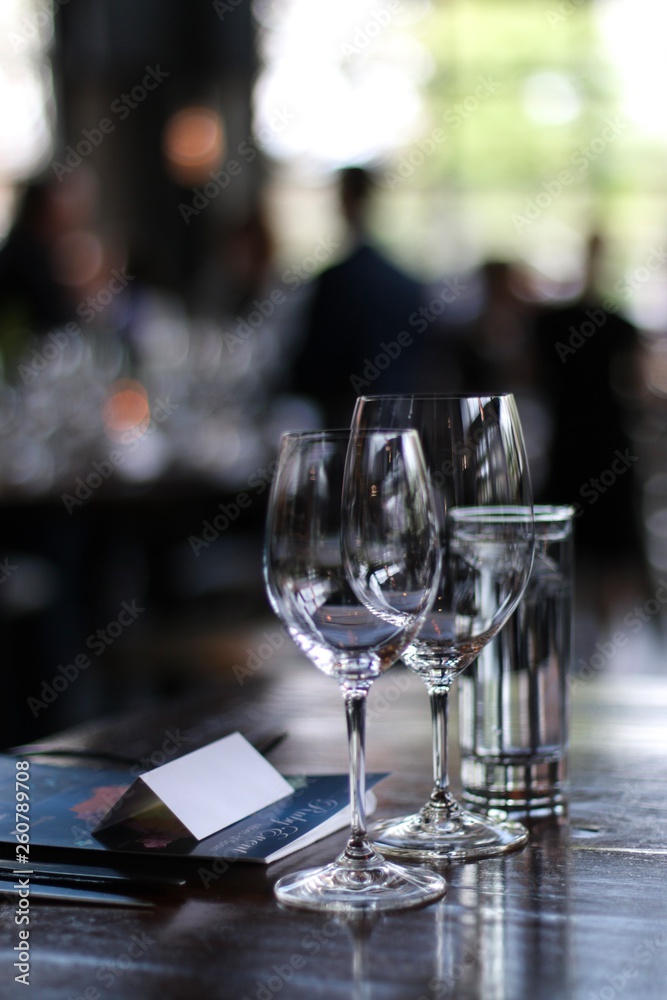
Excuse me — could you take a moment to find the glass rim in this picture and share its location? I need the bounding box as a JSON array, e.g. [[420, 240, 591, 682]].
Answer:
[[281, 429, 350, 441], [355, 392, 516, 402], [449, 504, 574, 523], [449, 505, 534, 522], [533, 504, 577, 522], [279, 428, 423, 442]]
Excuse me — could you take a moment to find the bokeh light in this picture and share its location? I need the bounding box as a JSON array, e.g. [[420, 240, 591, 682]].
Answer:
[[102, 379, 151, 442], [162, 106, 226, 185]]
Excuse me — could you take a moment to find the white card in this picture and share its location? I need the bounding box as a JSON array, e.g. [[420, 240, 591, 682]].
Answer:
[[93, 733, 294, 840]]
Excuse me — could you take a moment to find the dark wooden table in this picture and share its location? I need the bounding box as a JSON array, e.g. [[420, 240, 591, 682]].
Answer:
[[2, 630, 667, 1000]]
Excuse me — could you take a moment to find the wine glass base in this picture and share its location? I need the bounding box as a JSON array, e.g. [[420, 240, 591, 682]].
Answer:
[[371, 807, 529, 862], [273, 856, 446, 913]]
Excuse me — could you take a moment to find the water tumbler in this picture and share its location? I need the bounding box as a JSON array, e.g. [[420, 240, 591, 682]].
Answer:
[[458, 505, 575, 817]]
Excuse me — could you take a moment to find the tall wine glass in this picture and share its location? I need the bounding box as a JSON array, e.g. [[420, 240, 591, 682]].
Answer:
[[352, 395, 535, 860], [264, 429, 446, 911]]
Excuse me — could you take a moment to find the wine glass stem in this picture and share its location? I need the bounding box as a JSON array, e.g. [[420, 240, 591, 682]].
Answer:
[[428, 685, 452, 809], [342, 684, 375, 863]]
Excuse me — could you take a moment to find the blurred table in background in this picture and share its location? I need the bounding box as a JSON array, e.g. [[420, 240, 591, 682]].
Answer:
[[0, 318, 321, 745], [2, 639, 666, 1000]]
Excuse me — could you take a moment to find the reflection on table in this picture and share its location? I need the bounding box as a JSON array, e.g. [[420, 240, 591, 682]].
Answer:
[[4, 638, 666, 1000]]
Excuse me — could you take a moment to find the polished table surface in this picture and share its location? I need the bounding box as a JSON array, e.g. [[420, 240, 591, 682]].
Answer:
[[2, 628, 667, 1000]]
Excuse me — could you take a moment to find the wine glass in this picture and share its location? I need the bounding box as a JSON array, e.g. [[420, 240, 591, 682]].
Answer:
[[264, 428, 446, 911], [352, 394, 534, 861]]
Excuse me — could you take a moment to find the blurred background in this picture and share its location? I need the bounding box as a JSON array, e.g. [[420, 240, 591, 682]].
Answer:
[[1, 0, 666, 745]]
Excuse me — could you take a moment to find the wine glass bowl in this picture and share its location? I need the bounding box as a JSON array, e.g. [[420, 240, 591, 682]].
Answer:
[[264, 428, 446, 910], [404, 505, 535, 682], [352, 395, 535, 861]]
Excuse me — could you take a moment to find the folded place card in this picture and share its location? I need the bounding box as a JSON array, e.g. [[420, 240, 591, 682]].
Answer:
[[0, 756, 389, 865], [93, 732, 294, 840]]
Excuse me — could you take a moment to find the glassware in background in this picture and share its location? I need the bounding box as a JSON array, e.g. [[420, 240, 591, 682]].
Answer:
[[352, 394, 535, 860], [458, 505, 574, 818], [264, 429, 446, 911]]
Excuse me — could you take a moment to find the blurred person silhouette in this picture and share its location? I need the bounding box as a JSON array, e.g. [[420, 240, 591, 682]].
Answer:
[[454, 259, 553, 495], [533, 234, 649, 613], [457, 260, 540, 393], [196, 206, 276, 322], [0, 179, 74, 360], [0, 169, 107, 367], [223, 207, 276, 317], [206, 205, 315, 404], [291, 166, 428, 427]]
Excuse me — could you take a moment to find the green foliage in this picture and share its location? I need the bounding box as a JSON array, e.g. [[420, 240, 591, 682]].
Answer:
[[378, 0, 667, 277]]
